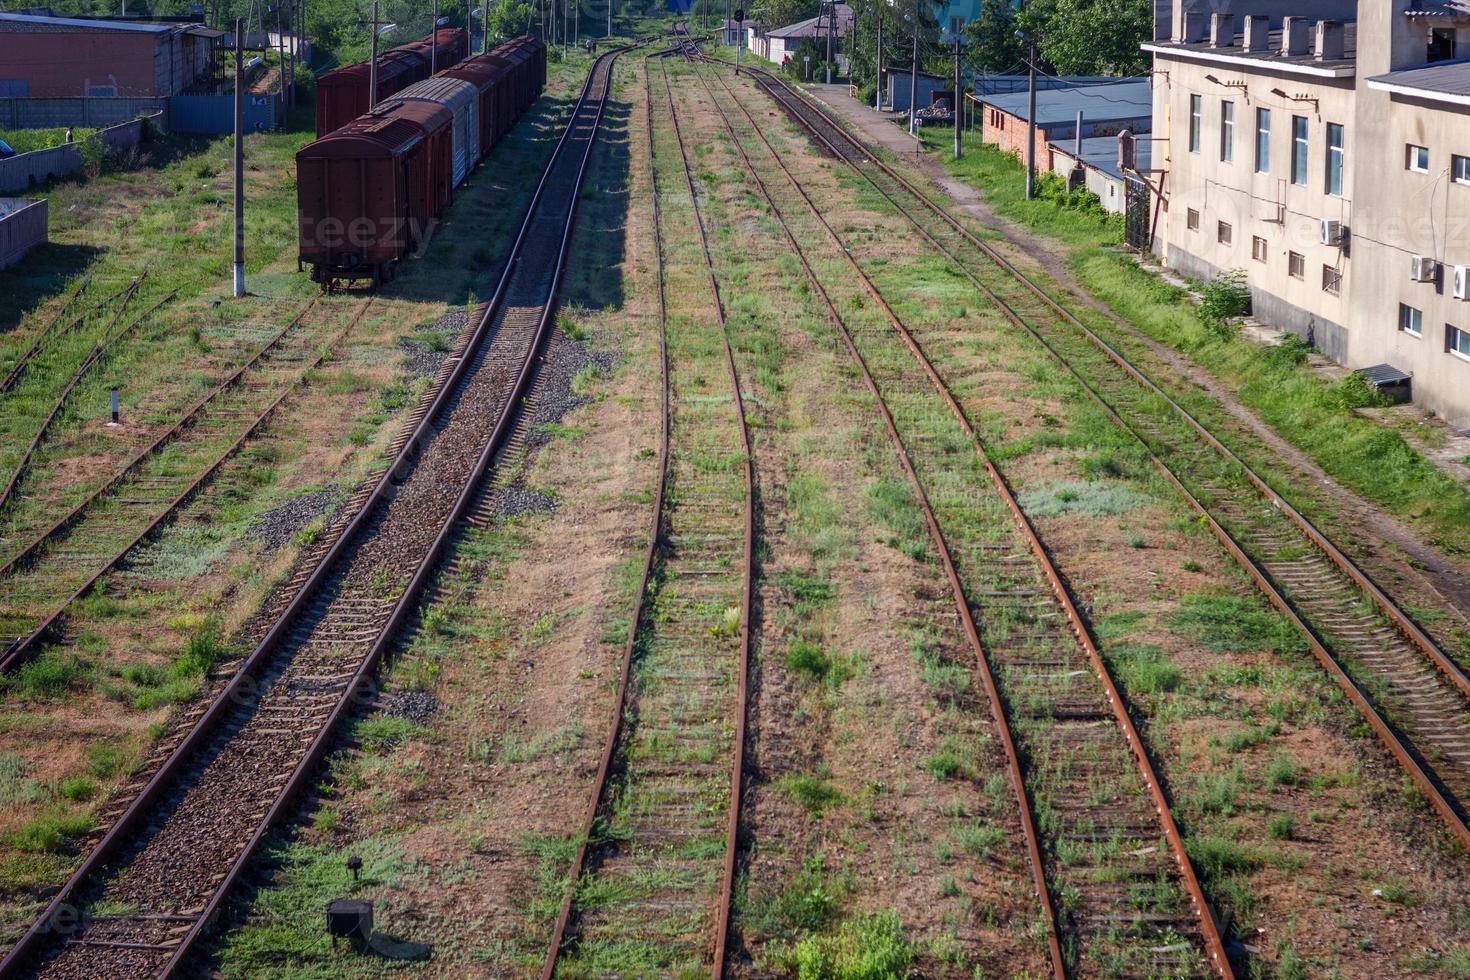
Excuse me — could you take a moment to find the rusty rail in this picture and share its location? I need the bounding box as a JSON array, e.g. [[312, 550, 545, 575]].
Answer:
[[0, 271, 103, 393], [733, 62, 1470, 853], [689, 51, 1232, 976], [0, 300, 372, 674]]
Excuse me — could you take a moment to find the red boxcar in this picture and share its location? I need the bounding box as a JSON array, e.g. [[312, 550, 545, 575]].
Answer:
[[297, 100, 454, 287], [298, 35, 545, 289], [314, 28, 469, 137]]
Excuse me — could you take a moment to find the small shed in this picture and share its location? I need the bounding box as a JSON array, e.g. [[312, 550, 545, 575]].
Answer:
[[0, 197, 47, 269], [884, 69, 946, 114], [1049, 135, 1153, 214], [975, 79, 1152, 170]]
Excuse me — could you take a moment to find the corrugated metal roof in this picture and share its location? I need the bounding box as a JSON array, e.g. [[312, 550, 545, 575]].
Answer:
[[1407, 1, 1470, 16], [977, 79, 1152, 127], [1051, 135, 1152, 180], [0, 11, 175, 32], [396, 75, 478, 109], [1368, 60, 1470, 97], [767, 3, 853, 39]]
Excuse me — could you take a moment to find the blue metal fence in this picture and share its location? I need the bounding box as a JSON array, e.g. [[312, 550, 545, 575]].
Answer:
[[169, 93, 277, 134]]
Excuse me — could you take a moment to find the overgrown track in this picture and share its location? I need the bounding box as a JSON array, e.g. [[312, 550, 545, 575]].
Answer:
[[685, 49, 1230, 977], [538, 48, 754, 977], [0, 272, 97, 393], [736, 62, 1470, 854], [0, 46, 628, 980], [0, 298, 374, 670], [0, 276, 165, 514]]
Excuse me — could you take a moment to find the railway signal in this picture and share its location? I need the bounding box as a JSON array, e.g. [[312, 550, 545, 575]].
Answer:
[[233, 17, 245, 297]]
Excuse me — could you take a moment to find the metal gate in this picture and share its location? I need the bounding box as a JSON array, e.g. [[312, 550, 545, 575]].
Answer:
[[1124, 175, 1150, 252]]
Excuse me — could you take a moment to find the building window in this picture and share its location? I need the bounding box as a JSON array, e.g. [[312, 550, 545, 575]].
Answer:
[[1217, 221, 1233, 245], [1252, 236, 1268, 262], [1288, 251, 1305, 279], [1189, 94, 1202, 153], [1453, 155, 1470, 184], [1449, 324, 1470, 359], [1429, 27, 1457, 63], [1220, 100, 1235, 163], [1408, 144, 1430, 173], [1291, 116, 1309, 186], [1255, 108, 1271, 173], [1187, 208, 1200, 231], [1322, 264, 1342, 295], [1399, 304, 1423, 337], [1326, 123, 1345, 196]]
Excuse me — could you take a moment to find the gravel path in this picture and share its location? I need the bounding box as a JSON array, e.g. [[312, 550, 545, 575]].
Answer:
[[247, 486, 345, 551]]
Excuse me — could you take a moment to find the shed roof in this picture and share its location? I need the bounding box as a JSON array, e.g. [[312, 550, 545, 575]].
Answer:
[[1367, 59, 1470, 107], [0, 10, 177, 32], [767, 3, 853, 39], [977, 79, 1152, 127], [396, 75, 478, 111], [1050, 135, 1152, 180]]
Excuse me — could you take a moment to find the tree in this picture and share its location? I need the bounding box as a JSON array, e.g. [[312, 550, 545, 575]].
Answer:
[[963, 0, 1024, 73], [1036, 0, 1150, 75]]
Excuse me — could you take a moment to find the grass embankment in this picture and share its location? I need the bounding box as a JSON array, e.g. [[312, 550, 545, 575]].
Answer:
[[917, 126, 1470, 557]]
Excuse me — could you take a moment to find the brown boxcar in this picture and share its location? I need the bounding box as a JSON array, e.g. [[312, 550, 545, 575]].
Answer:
[[313, 28, 469, 138], [297, 100, 454, 287]]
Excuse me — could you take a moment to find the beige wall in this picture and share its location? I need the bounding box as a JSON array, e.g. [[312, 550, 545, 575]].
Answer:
[[1156, 55, 1356, 358]]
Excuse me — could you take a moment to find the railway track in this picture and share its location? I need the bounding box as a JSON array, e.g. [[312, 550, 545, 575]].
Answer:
[[679, 46, 1230, 976], [0, 276, 160, 513], [538, 48, 754, 977], [0, 45, 627, 979], [729, 61, 1470, 854], [0, 298, 372, 670], [0, 272, 103, 394]]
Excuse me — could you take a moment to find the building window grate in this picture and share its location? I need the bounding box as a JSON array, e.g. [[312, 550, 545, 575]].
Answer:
[[1288, 251, 1305, 279], [1252, 236, 1268, 262], [1322, 264, 1342, 295], [1217, 221, 1233, 245], [1187, 208, 1200, 231]]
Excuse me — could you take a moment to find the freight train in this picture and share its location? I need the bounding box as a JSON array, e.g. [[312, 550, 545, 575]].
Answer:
[[297, 36, 546, 289], [314, 27, 470, 138]]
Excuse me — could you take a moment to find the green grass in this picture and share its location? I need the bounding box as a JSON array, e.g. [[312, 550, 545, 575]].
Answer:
[[1107, 641, 1183, 695], [1168, 592, 1307, 656], [351, 716, 425, 754], [787, 638, 833, 680], [781, 774, 844, 816], [779, 908, 914, 980], [0, 127, 95, 155]]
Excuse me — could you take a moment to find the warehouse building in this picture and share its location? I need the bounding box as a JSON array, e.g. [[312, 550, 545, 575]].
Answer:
[[747, 3, 853, 66], [0, 11, 218, 98], [1144, 0, 1470, 428], [974, 80, 1153, 170]]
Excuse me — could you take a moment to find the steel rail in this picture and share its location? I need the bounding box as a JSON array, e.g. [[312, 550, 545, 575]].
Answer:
[[537, 50, 677, 979], [745, 65, 1470, 704], [1, 297, 324, 580], [0, 45, 631, 979], [0, 300, 372, 674], [731, 63, 1470, 852], [0, 272, 109, 394], [689, 50, 1230, 977], [0, 277, 154, 513]]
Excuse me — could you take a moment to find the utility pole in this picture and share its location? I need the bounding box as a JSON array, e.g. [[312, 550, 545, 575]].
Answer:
[[735, 6, 742, 72], [574, 0, 579, 47], [432, 0, 439, 73], [951, 15, 960, 159], [874, 7, 882, 110], [369, 0, 379, 108], [908, 11, 917, 135], [562, 0, 567, 58], [608, 0, 612, 38], [1025, 35, 1037, 198], [233, 17, 245, 298], [824, 0, 832, 84]]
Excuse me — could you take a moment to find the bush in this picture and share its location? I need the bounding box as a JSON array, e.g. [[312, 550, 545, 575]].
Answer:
[[788, 909, 913, 980], [1199, 269, 1250, 337], [787, 639, 832, 680]]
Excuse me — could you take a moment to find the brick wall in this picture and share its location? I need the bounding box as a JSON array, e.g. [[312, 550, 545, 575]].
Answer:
[[981, 106, 1056, 171]]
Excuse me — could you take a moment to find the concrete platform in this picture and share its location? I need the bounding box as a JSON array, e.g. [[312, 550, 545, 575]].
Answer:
[[801, 82, 924, 155]]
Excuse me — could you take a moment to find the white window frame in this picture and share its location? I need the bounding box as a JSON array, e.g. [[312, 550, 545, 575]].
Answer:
[[1449, 324, 1470, 361], [1408, 143, 1430, 173], [1326, 123, 1344, 196], [1399, 304, 1423, 337], [1220, 100, 1234, 163], [1189, 94, 1202, 154], [1453, 154, 1470, 185], [1291, 115, 1309, 187], [1255, 108, 1271, 174]]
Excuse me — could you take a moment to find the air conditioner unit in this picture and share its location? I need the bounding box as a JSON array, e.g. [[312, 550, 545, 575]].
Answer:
[[1320, 219, 1344, 247], [1410, 256, 1439, 283], [1455, 265, 1470, 300]]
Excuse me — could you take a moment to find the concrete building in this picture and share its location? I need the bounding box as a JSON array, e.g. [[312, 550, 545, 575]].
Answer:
[[883, 69, 947, 114], [0, 12, 217, 98], [747, 3, 853, 66], [721, 18, 747, 48], [1143, 0, 1470, 428], [975, 80, 1153, 172]]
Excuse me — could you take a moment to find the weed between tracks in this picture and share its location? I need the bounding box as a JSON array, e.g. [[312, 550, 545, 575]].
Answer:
[[730, 71, 1470, 974]]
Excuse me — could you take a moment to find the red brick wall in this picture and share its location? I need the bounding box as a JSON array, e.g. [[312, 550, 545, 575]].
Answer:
[[0, 31, 161, 97], [981, 106, 1055, 171]]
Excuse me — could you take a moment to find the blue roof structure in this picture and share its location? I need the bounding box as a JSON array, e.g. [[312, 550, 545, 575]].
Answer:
[[976, 78, 1152, 128]]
